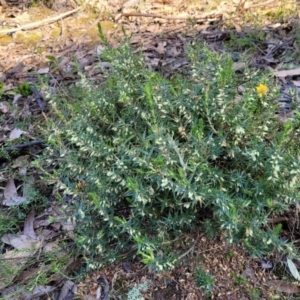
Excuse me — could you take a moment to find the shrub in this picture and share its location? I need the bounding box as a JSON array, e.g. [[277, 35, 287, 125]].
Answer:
[[43, 41, 300, 269]]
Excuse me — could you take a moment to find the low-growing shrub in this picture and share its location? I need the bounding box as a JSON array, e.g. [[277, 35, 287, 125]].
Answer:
[[194, 267, 214, 294], [43, 41, 300, 269]]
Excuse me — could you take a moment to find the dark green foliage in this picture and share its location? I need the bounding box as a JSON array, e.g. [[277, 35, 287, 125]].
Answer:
[[44, 42, 300, 269], [194, 267, 214, 293], [17, 82, 31, 96]]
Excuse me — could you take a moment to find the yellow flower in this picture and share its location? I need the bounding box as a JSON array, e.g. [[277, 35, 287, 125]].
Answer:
[[256, 84, 268, 98], [76, 180, 86, 190]]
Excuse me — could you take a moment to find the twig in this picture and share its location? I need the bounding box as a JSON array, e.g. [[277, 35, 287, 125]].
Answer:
[[0, 255, 36, 261], [30, 86, 45, 111], [268, 216, 289, 224], [0, 7, 82, 35], [177, 233, 203, 260], [121, 12, 221, 21], [246, 0, 276, 9], [2, 140, 44, 151]]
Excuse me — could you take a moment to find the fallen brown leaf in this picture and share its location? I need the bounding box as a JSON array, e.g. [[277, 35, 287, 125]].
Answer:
[[8, 128, 26, 141], [12, 155, 29, 168], [2, 178, 27, 206], [233, 62, 246, 70], [1, 234, 39, 249], [0, 102, 9, 113], [275, 68, 300, 78], [21, 285, 56, 300], [267, 280, 300, 294], [23, 210, 36, 240], [0, 236, 42, 289], [57, 280, 77, 300]]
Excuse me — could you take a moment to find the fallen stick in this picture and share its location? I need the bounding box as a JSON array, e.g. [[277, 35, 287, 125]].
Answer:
[[246, 0, 277, 9], [2, 140, 44, 151], [121, 12, 222, 21], [0, 7, 82, 35], [177, 232, 203, 261], [30, 86, 45, 111]]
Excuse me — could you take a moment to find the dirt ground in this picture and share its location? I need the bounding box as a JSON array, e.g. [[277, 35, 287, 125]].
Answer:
[[1, 0, 300, 299]]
